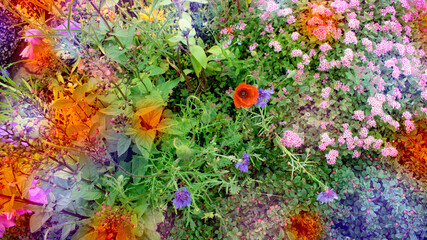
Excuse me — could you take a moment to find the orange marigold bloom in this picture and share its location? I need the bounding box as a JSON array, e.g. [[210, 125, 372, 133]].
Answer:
[[233, 83, 259, 108]]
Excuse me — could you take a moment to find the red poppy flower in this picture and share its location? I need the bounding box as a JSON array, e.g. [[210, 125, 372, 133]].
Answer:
[[233, 83, 259, 108]]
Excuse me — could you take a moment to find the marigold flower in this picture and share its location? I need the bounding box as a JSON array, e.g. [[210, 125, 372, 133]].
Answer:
[[233, 83, 259, 108], [140, 6, 166, 22]]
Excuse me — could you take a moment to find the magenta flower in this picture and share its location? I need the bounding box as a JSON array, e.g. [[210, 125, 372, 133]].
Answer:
[[0, 213, 16, 238], [19, 28, 44, 59], [317, 188, 338, 204]]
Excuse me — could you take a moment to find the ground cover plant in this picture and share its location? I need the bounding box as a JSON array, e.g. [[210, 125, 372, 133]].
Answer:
[[0, 0, 426, 239]]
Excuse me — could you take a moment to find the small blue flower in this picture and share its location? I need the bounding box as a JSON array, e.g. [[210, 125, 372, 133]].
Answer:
[[173, 187, 191, 209], [0, 69, 9, 78], [255, 88, 274, 108], [235, 152, 250, 173], [316, 188, 338, 204]]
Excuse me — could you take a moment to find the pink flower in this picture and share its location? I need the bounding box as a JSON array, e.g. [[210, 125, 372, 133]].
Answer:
[[319, 43, 332, 53], [265, 0, 279, 12], [331, 0, 349, 13], [291, 32, 299, 41], [291, 49, 303, 57], [352, 110, 365, 121], [381, 146, 398, 157], [372, 139, 383, 149], [249, 43, 259, 52], [404, 120, 415, 133], [321, 87, 332, 98], [280, 130, 304, 148], [402, 111, 412, 120], [325, 149, 339, 164], [352, 150, 361, 158], [343, 31, 358, 45], [359, 127, 368, 138], [287, 16, 296, 24], [19, 45, 36, 59], [277, 8, 292, 17], [319, 100, 329, 109], [0, 213, 16, 238], [348, 18, 360, 29]]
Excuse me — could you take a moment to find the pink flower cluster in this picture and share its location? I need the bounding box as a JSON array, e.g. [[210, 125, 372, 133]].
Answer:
[[277, 8, 292, 17], [319, 43, 332, 53], [249, 43, 259, 52], [325, 149, 339, 164], [362, 38, 373, 52], [268, 40, 282, 52], [404, 120, 415, 133], [319, 132, 335, 151], [352, 110, 365, 121], [381, 146, 398, 157], [331, 0, 349, 13], [291, 49, 303, 57], [321, 87, 332, 99], [280, 130, 304, 148], [291, 32, 299, 41], [343, 31, 358, 45], [348, 18, 360, 29], [265, 0, 279, 12]]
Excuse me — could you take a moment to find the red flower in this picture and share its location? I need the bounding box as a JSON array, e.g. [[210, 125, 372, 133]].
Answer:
[[233, 83, 259, 108]]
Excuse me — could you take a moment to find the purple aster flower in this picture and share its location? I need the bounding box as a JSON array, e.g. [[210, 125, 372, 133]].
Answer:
[[255, 88, 274, 108], [235, 152, 250, 173], [317, 188, 338, 204], [55, 19, 81, 37], [173, 187, 191, 209]]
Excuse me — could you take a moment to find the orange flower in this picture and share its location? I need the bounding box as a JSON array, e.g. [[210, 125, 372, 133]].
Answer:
[[233, 83, 259, 108]]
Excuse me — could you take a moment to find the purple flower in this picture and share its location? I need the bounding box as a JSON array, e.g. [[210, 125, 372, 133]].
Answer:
[[235, 152, 250, 173], [317, 188, 338, 204], [173, 188, 191, 209], [255, 88, 274, 108], [0, 213, 16, 238], [0, 122, 28, 147]]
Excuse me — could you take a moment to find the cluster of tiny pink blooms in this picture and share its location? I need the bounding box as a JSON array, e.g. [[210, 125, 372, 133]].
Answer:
[[319, 133, 335, 150], [277, 8, 292, 17], [402, 111, 412, 120], [352, 110, 365, 121], [421, 89, 427, 100], [372, 139, 383, 149], [249, 43, 259, 52], [265, 0, 279, 12], [352, 150, 361, 158], [381, 146, 398, 157], [359, 127, 368, 138], [348, 18, 360, 29], [343, 31, 358, 45], [319, 43, 332, 53], [321, 87, 331, 99], [331, 0, 349, 13], [361, 38, 373, 52], [404, 120, 415, 133], [268, 40, 282, 52], [291, 32, 299, 41], [319, 100, 329, 109], [280, 130, 304, 148], [291, 49, 303, 57], [325, 149, 339, 164]]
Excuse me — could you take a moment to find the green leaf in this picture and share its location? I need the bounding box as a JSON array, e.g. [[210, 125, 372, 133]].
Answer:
[[104, 44, 127, 64], [286, 70, 298, 79], [190, 45, 207, 68], [82, 190, 103, 200], [117, 134, 131, 157], [179, 18, 192, 31], [134, 198, 148, 219], [147, 65, 166, 76], [158, 79, 180, 102], [99, 102, 122, 115], [61, 223, 75, 240], [111, 25, 136, 49], [190, 55, 202, 77], [132, 155, 148, 180]]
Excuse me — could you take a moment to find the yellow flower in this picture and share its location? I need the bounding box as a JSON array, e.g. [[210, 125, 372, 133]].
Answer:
[[126, 92, 176, 153], [139, 6, 166, 22]]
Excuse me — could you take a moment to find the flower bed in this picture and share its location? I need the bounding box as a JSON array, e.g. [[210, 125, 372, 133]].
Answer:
[[0, 0, 426, 239]]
